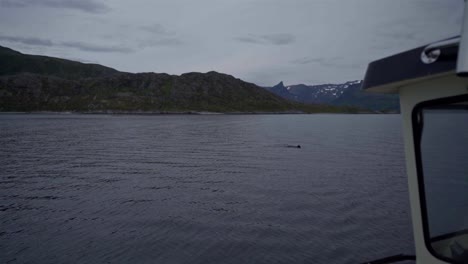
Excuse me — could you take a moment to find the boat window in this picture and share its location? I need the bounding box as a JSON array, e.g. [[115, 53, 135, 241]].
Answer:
[[413, 94, 468, 263]]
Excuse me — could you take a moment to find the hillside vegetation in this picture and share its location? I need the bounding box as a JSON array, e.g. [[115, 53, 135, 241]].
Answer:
[[0, 46, 359, 113]]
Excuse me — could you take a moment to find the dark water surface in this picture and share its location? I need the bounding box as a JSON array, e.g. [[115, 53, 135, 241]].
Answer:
[[0, 114, 413, 264]]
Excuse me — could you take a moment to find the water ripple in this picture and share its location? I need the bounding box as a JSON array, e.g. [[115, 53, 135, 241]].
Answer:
[[0, 114, 413, 264]]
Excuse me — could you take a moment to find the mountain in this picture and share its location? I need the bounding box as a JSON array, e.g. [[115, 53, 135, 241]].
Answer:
[[266, 80, 399, 112], [0, 46, 353, 113], [0, 46, 118, 80], [268, 81, 298, 101], [331, 83, 399, 112]]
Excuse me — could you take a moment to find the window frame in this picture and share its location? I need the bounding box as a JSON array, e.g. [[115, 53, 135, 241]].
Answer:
[[411, 93, 468, 264]]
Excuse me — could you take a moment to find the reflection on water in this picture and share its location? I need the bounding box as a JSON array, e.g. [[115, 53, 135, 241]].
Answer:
[[0, 114, 412, 264]]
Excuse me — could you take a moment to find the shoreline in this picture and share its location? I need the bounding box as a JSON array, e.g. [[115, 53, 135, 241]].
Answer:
[[0, 110, 397, 115]]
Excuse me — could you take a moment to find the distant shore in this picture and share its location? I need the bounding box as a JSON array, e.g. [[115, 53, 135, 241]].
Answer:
[[0, 111, 307, 115], [0, 110, 395, 115]]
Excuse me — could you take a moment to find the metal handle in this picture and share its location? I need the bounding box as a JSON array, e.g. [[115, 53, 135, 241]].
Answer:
[[421, 37, 460, 64]]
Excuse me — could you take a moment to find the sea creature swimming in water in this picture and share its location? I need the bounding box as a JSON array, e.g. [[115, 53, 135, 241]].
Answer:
[[286, 145, 301, 149]]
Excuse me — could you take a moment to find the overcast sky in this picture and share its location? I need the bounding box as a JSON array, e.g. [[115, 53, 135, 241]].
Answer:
[[0, 0, 464, 86]]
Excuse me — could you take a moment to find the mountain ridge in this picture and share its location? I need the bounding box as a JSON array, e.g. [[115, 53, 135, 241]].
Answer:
[[0, 45, 357, 113], [0, 46, 119, 80], [265, 80, 399, 112]]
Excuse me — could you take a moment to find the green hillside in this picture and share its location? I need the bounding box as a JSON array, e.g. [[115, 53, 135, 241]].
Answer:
[[331, 85, 399, 112], [0, 46, 119, 80], [0, 45, 358, 113]]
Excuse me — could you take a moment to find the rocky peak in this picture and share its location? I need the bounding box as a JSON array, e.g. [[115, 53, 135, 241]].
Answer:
[[273, 81, 285, 89]]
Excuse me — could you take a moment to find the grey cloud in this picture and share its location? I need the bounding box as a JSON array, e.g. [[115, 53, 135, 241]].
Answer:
[[137, 23, 183, 48], [138, 37, 184, 48], [0, 0, 23, 7], [60, 41, 133, 53], [140, 24, 174, 36], [0, 35, 53, 46], [290, 57, 322, 65], [374, 21, 422, 44], [291, 56, 362, 69], [380, 31, 419, 41], [291, 57, 334, 66], [0, 0, 461, 85], [0, 34, 133, 53], [151, 38, 183, 46], [369, 29, 423, 53], [261, 33, 295, 45], [236, 33, 295, 45], [0, 0, 110, 13], [235, 36, 263, 44]]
